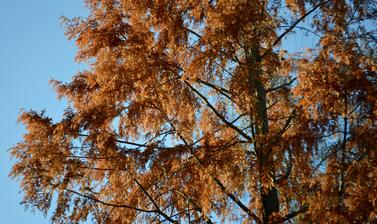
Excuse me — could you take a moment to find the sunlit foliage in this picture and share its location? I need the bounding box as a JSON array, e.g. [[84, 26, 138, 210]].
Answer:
[[10, 0, 376, 223]]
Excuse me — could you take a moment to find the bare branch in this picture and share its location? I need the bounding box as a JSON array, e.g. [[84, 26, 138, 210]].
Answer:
[[276, 26, 322, 38]]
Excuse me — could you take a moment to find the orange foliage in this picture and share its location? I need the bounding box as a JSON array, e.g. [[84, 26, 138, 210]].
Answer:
[[10, 0, 377, 223]]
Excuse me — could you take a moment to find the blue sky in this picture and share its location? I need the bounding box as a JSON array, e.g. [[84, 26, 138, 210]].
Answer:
[[0, 1, 87, 223]]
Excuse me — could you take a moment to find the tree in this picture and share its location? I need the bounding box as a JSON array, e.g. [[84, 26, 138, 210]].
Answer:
[[10, 0, 377, 223]]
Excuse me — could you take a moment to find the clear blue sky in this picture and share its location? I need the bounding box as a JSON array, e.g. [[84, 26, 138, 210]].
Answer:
[[0, 1, 87, 223]]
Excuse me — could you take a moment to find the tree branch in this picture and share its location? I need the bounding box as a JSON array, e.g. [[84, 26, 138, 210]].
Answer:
[[266, 78, 297, 93], [262, 0, 331, 59], [167, 123, 262, 224], [196, 78, 231, 100], [275, 146, 293, 184], [212, 177, 262, 224], [64, 188, 157, 213], [266, 109, 296, 151], [282, 205, 309, 222], [140, 97, 261, 224], [276, 25, 322, 38], [175, 189, 214, 224], [132, 177, 177, 223], [272, 0, 330, 47], [184, 81, 254, 142]]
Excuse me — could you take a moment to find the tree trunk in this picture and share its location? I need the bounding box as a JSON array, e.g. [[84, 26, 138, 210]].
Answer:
[[248, 47, 279, 223], [262, 187, 279, 223]]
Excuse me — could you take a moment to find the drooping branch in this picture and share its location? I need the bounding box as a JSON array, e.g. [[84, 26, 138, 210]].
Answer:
[[138, 103, 250, 222], [265, 109, 296, 152], [78, 132, 178, 151], [165, 121, 262, 224], [64, 188, 157, 213], [132, 176, 177, 223], [196, 78, 232, 100], [191, 113, 249, 147], [78, 133, 146, 148], [70, 164, 178, 223], [184, 81, 254, 142], [175, 189, 214, 224], [170, 64, 238, 106]]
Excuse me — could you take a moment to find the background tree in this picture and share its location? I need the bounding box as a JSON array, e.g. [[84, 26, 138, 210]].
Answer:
[[10, 0, 376, 223]]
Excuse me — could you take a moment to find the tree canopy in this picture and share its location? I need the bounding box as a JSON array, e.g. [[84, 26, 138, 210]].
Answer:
[[10, 0, 377, 223]]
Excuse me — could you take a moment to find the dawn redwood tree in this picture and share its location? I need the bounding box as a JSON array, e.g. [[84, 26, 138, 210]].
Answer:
[[10, 0, 377, 223]]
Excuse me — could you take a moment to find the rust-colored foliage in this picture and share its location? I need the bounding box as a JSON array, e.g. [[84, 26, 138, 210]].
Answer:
[[10, 0, 376, 223]]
